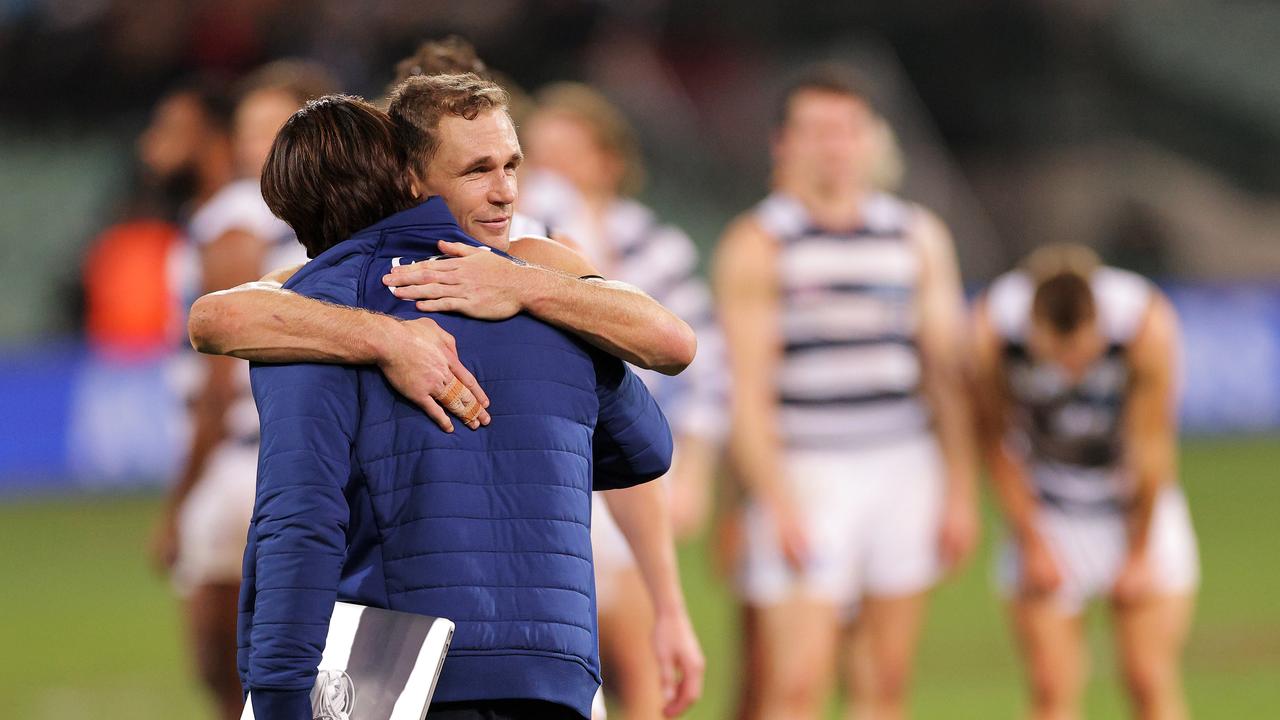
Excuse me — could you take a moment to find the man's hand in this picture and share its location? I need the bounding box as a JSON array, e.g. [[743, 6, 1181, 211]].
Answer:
[[383, 240, 534, 320], [376, 317, 491, 432], [1021, 534, 1063, 596], [1113, 552, 1155, 605], [149, 509, 180, 575], [767, 494, 811, 572], [652, 606, 705, 717], [938, 491, 981, 573]]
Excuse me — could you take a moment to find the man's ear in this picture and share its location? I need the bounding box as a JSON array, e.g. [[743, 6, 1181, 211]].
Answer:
[[408, 168, 426, 199]]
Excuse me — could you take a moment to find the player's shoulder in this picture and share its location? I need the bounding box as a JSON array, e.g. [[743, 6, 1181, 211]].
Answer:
[[510, 212, 551, 240], [983, 269, 1034, 340], [188, 179, 289, 246], [1093, 266, 1156, 342], [508, 235, 597, 276], [282, 240, 369, 307], [750, 191, 808, 240]]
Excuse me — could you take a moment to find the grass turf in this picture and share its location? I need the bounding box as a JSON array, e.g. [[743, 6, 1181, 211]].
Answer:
[[2, 436, 1277, 719]]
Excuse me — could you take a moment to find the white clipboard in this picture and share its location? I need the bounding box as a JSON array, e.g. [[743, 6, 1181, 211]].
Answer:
[[243, 602, 454, 720]]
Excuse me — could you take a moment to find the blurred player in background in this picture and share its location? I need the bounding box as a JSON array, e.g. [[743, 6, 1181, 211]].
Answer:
[[148, 60, 335, 720], [518, 82, 727, 718], [972, 245, 1198, 720], [714, 64, 979, 720], [83, 81, 237, 356]]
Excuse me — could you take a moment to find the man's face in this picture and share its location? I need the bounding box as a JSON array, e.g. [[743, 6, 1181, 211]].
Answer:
[[773, 89, 877, 192], [235, 88, 300, 179], [524, 110, 620, 197], [138, 92, 207, 181], [1028, 318, 1107, 380], [421, 108, 522, 250]]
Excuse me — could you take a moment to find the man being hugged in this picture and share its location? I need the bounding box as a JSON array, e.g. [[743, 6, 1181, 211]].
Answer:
[[241, 91, 672, 719]]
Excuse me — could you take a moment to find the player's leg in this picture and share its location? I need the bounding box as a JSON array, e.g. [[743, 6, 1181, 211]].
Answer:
[[736, 454, 853, 719], [754, 596, 842, 719], [597, 567, 665, 719], [1111, 487, 1199, 720], [732, 603, 764, 720], [845, 592, 928, 720], [1112, 593, 1194, 720], [173, 445, 257, 720], [838, 613, 870, 719], [1010, 596, 1087, 720], [186, 582, 244, 720], [846, 436, 946, 720]]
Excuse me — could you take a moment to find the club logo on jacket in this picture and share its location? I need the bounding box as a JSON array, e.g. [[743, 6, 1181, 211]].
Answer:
[[309, 669, 355, 720]]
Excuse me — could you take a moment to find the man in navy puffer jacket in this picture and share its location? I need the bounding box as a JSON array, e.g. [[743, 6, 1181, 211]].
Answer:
[[240, 96, 672, 720]]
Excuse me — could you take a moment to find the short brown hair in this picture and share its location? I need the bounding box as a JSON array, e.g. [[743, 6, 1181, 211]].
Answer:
[[387, 36, 534, 127], [534, 82, 646, 196], [261, 95, 417, 258], [1025, 244, 1102, 334], [777, 62, 875, 127], [386, 73, 509, 179], [236, 59, 338, 107], [392, 36, 489, 86]]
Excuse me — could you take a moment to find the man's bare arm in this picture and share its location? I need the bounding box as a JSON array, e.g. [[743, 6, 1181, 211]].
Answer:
[[1121, 295, 1180, 560], [914, 210, 981, 570], [972, 301, 1039, 541], [152, 228, 265, 572], [388, 239, 697, 375], [712, 216, 809, 567], [189, 282, 490, 433], [602, 484, 705, 716], [972, 300, 1064, 595]]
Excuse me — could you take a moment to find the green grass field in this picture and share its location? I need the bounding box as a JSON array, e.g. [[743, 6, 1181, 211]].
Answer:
[[3, 436, 1278, 719]]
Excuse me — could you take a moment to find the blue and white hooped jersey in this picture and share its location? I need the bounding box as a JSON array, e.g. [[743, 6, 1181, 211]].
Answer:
[[986, 266, 1154, 513], [756, 191, 930, 451], [518, 170, 729, 445]]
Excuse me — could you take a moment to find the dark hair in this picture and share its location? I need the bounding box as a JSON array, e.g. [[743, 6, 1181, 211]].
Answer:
[[776, 62, 875, 128], [1032, 273, 1097, 334], [236, 59, 338, 107], [386, 73, 510, 179], [393, 36, 490, 86], [165, 76, 236, 132], [261, 95, 418, 258]]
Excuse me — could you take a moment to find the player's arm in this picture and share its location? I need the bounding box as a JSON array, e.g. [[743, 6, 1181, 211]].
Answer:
[[151, 228, 265, 572], [592, 355, 703, 717], [386, 239, 697, 375], [244, 361, 357, 719], [187, 275, 489, 433], [973, 300, 1061, 594], [712, 216, 809, 567], [914, 210, 981, 570], [972, 300, 1036, 538], [1116, 294, 1180, 598], [602, 483, 704, 716]]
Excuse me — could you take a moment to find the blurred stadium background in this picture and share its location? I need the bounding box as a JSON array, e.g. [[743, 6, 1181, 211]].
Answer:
[[1, 1, 1278, 718]]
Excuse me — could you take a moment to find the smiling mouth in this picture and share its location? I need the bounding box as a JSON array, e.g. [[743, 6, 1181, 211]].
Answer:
[[476, 218, 510, 230]]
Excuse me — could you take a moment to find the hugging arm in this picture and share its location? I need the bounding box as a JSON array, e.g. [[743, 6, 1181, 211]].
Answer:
[[188, 273, 489, 432], [387, 238, 697, 375]]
